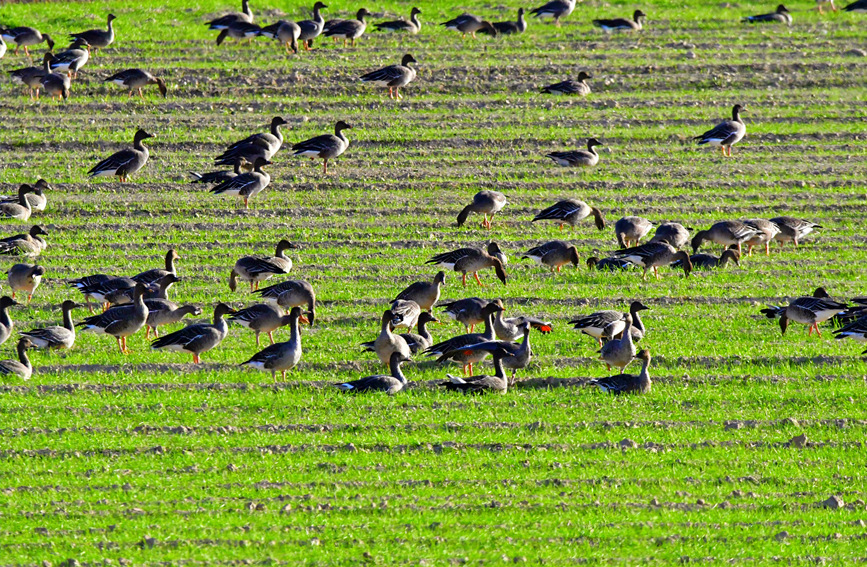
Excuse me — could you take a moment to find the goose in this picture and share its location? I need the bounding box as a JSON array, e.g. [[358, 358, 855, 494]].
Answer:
[[446, 321, 532, 383], [833, 316, 867, 354], [425, 302, 502, 376], [586, 256, 634, 271], [229, 239, 296, 292], [533, 199, 604, 231], [425, 243, 507, 287], [593, 10, 647, 32], [390, 299, 421, 332], [258, 20, 301, 53], [0, 296, 17, 347], [457, 190, 507, 229], [216, 21, 262, 45], [215, 117, 288, 166], [106, 274, 178, 307], [369, 309, 412, 366], [7, 263, 45, 302], [335, 352, 410, 395], [0, 225, 48, 257], [437, 297, 490, 332], [230, 302, 307, 347], [363, 311, 438, 354], [40, 53, 71, 101], [144, 301, 201, 339], [189, 159, 248, 185], [151, 303, 236, 363], [440, 351, 508, 394], [614, 241, 693, 280], [8, 59, 48, 99], [359, 54, 417, 100], [67, 274, 112, 312], [570, 301, 650, 347], [70, 14, 116, 53], [6, 179, 48, 212], [323, 8, 371, 46], [546, 138, 602, 167], [599, 314, 636, 371], [529, 0, 576, 26], [481, 8, 527, 35], [374, 7, 422, 33], [760, 289, 847, 336], [540, 71, 591, 95], [241, 307, 305, 380], [74, 276, 136, 311], [0, 338, 35, 380], [132, 249, 180, 286], [292, 121, 351, 174], [252, 279, 316, 325], [105, 69, 168, 98], [843, 0, 867, 11], [615, 216, 654, 248], [695, 104, 746, 157], [210, 157, 271, 209], [742, 219, 781, 255], [650, 222, 690, 249], [742, 4, 792, 24], [770, 216, 821, 247], [522, 240, 580, 272], [49, 39, 89, 78], [0, 185, 34, 221], [298, 2, 328, 50], [490, 299, 553, 341], [78, 283, 150, 354], [207, 0, 254, 29], [88, 129, 154, 182], [588, 349, 652, 395], [691, 220, 759, 254], [394, 272, 445, 312], [22, 300, 81, 350], [0, 26, 54, 56], [440, 13, 497, 37], [673, 249, 740, 270]]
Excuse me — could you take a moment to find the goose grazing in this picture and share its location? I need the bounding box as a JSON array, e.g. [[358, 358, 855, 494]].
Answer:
[[533, 199, 604, 231], [210, 157, 271, 209], [132, 249, 180, 286], [588, 349, 652, 395], [457, 190, 507, 229], [88, 129, 154, 182], [292, 120, 351, 174], [49, 39, 89, 78], [843, 0, 867, 11], [105, 69, 168, 98], [374, 7, 422, 33], [440, 13, 497, 37], [39, 53, 71, 101], [425, 302, 502, 376], [540, 71, 591, 95], [770, 216, 821, 248], [760, 289, 847, 336], [189, 159, 248, 185], [691, 220, 759, 254], [599, 314, 636, 371], [368, 309, 412, 366], [70, 14, 116, 53], [522, 241, 580, 272], [481, 8, 527, 35], [0, 26, 54, 56], [0, 185, 34, 221], [650, 222, 690, 249], [335, 352, 410, 395], [363, 311, 438, 354], [298, 2, 328, 50], [443, 320, 532, 384], [394, 271, 445, 312], [615, 216, 654, 248], [323, 8, 371, 46], [440, 351, 509, 394], [8, 58, 48, 99], [360, 54, 418, 100], [258, 20, 301, 53], [742, 4, 792, 24], [586, 256, 634, 271], [833, 317, 867, 354], [570, 301, 650, 347], [614, 241, 693, 280], [490, 299, 553, 341], [229, 239, 297, 292], [229, 303, 308, 347], [72, 276, 135, 312], [241, 307, 305, 380], [22, 300, 81, 351], [673, 249, 740, 270], [695, 104, 747, 157], [390, 299, 421, 332], [593, 10, 646, 32], [77, 283, 149, 354], [546, 138, 603, 167], [425, 243, 507, 287], [0, 338, 35, 380], [215, 21, 262, 45], [144, 301, 201, 339], [215, 116, 288, 166], [7, 263, 45, 302], [438, 297, 490, 332], [0, 225, 48, 257], [742, 219, 781, 255], [207, 0, 254, 29], [152, 303, 236, 363], [252, 279, 316, 325], [0, 296, 18, 346], [529, 0, 576, 26]]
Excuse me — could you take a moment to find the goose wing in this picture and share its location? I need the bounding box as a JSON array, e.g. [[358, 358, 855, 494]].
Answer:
[[425, 248, 476, 266]]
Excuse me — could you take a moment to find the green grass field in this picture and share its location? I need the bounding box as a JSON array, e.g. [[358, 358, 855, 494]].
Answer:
[[1, 0, 866, 564]]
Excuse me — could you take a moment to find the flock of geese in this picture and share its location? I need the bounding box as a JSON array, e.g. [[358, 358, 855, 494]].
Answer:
[[0, 2, 863, 393]]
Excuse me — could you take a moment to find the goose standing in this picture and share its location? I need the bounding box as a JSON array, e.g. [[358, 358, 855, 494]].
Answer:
[[390, 300, 421, 332], [742, 4, 792, 24], [8, 58, 48, 99], [132, 249, 180, 286], [359, 54, 417, 100], [570, 301, 650, 347], [440, 13, 497, 37], [374, 7, 422, 33], [614, 241, 693, 280], [216, 21, 262, 45], [49, 39, 89, 78], [394, 271, 445, 312], [72, 276, 135, 312], [593, 10, 647, 32], [229, 239, 296, 292], [259, 20, 301, 53], [760, 292, 847, 336], [599, 314, 636, 371], [484, 8, 527, 34], [210, 157, 272, 209], [529, 0, 576, 26], [78, 283, 149, 354], [323, 8, 371, 46], [22, 300, 81, 351], [144, 301, 201, 339], [450, 321, 533, 382], [691, 220, 759, 254], [0, 338, 35, 380], [437, 297, 490, 332], [588, 349, 652, 394], [298, 2, 328, 50], [363, 311, 438, 355], [742, 219, 781, 255], [425, 243, 507, 287], [215, 116, 288, 166], [457, 190, 507, 229], [106, 274, 179, 307], [490, 299, 553, 341], [522, 240, 580, 273], [7, 263, 45, 302], [253, 279, 316, 324], [335, 352, 410, 394], [770, 216, 821, 247], [105, 69, 168, 98], [533, 199, 604, 230], [0, 296, 17, 346], [817, 0, 837, 13], [40, 53, 71, 101], [207, 0, 254, 29], [241, 307, 305, 380], [0, 185, 34, 221], [546, 138, 603, 167], [695, 104, 746, 157], [369, 309, 412, 366], [229, 303, 307, 347], [69, 14, 116, 53], [615, 216, 654, 248], [425, 302, 502, 376], [540, 71, 591, 95], [292, 120, 351, 174], [0, 26, 54, 55], [88, 129, 154, 182], [649, 222, 690, 249], [152, 303, 236, 363]]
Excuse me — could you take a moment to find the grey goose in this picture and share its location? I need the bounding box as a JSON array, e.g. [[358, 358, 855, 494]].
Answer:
[[424, 302, 503, 376], [216, 21, 262, 45], [88, 129, 154, 182], [323, 8, 371, 46], [742, 4, 792, 24], [210, 157, 272, 209], [650, 222, 690, 249], [207, 0, 254, 29], [533, 199, 604, 230], [144, 301, 202, 339], [132, 249, 180, 286], [151, 303, 236, 363], [241, 307, 305, 380], [189, 159, 248, 185], [672, 249, 740, 270], [229, 302, 308, 347], [742, 219, 781, 255], [593, 10, 647, 32], [229, 239, 297, 292], [40, 53, 71, 101], [72, 276, 137, 311], [298, 2, 328, 49], [0, 296, 18, 347], [599, 314, 636, 371], [529, 0, 576, 26], [0, 184, 34, 221], [490, 299, 553, 341], [78, 283, 150, 354], [0, 338, 35, 380], [522, 240, 580, 273], [440, 351, 509, 394], [22, 300, 81, 350], [374, 7, 422, 33], [546, 138, 603, 167], [368, 309, 412, 366], [570, 301, 650, 347], [695, 104, 746, 157], [438, 297, 490, 332], [457, 190, 507, 229], [362, 311, 438, 355], [105, 69, 168, 98], [0, 26, 54, 55], [394, 271, 445, 312], [691, 220, 759, 254], [335, 351, 410, 395], [540, 71, 591, 95], [588, 349, 652, 395], [360, 53, 417, 100], [0, 225, 48, 257], [487, 8, 527, 35], [49, 39, 89, 78], [426, 243, 507, 287], [8, 58, 48, 99], [614, 241, 693, 280], [7, 263, 45, 302], [292, 120, 351, 174], [443, 321, 532, 383], [390, 299, 421, 332], [104, 274, 178, 307], [253, 279, 316, 325], [770, 216, 821, 247], [440, 13, 497, 37], [258, 20, 301, 53], [70, 14, 116, 53], [761, 291, 847, 336], [615, 216, 654, 248], [215, 116, 288, 166]]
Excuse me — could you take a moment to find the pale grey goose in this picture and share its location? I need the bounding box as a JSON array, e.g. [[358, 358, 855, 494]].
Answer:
[[457, 190, 507, 229], [770, 216, 821, 247], [615, 216, 653, 248], [599, 314, 636, 371], [742, 219, 781, 255], [650, 222, 690, 249], [390, 299, 421, 332], [22, 300, 81, 350], [253, 279, 316, 324], [695, 104, 746, 157], [7, 263, 45, 302], [0, 225, 48, 257], [151, 303, 236, 363], [394, 271, 445, 312], [0, 296, 18, 347], [258, 20, 301, 53], [241, 306, 305, 380], [490, 299, 553, 341], [359, 53, 417, 100], [369, 309, 412, 366], [8, 59, 48, 99], [362, 311, 438, 355], [88, 129, 155, 182]]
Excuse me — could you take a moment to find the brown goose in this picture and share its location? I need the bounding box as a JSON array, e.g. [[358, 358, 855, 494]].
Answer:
[[323, 8, 371, 46], [742, 219, 781, 255], [394, 271, 445, 312], [359, 54, 417, 100], [229, 239, 296, 292], [370, 309, 411, 366], [77, 283, 149, 354], [22, 300, 80, 350], [425, 243, 507, 287], [0, 184, 34, 221], [588, 349, 652, 395], [362, 311, 438, 355], [615, 216, 654, 248], [253, 279, 316, 325], [0, 225, 49, 257], [546, 138, 602, 167], [0, 296, 17, 347], [614, 241, 693, 280], [0, 338, 35, 380], [151, 303, 236, 363], [438, 297, 490, 332], [540, 71, 591, 96], [105, 69, 168, 98], [390, 299, 421, 332], [770, 216, 821, 247], [522, 240, 580, 272], [1, 26, 54, 55], [8, 58, 48, 99], [39, 53, 71, 101], [490, 299, 553, 341], [229, 303, 308, 346], [673, 249, 740, 270], [144, 301, 201, 339], [650, 222, 690, 249], [691, 220, 759, 254], [7, 263, 45, 303], [457, 190, 507, 229]]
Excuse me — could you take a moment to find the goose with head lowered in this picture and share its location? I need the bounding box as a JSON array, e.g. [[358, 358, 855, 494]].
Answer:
[[7, 263, 45, 303], [8, 58, 48, 99], [292, 121, 351, 174], [615, 216, 654, 248], [760, 288, 847, 336], [770, 216, 821, 248], [650, 222, 690, 249], [529, 0, 576, 26], [691, 220, 759, 255], [426, 243, 507, 287], [533, 198, 604, 230], [673, 248, 740, 270], [152, 303, 236, 363], [1, 26, 54, 56], [440, 13, 497, 37], [144, 301, 201, 339], [457, 190, 507, 229], [253, 279, 316, 325], [614, 241, 693, 280], [241, 306, 305, 380], [88, 129, 155, 182], [438, 297, 489, 332], [742, 219, 781, 256], [522, 240, 580, 273], [105, 69, 168, 98]]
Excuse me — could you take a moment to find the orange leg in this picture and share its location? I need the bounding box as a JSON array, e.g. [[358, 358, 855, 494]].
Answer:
[[461, 273, 467, 287], [323, 159, 328, 174], [139, 88, 145, 100], [268, 331, 275, 345], [814, 324, 822, 337], [145, 327, 151, 340], [10, 291, 15, 300], [281, 370, 287, 380], [473, 272, 484, 287], [559, 223, 564, 230], [193, 353, 200, 364]]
